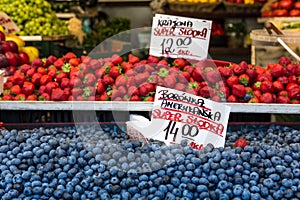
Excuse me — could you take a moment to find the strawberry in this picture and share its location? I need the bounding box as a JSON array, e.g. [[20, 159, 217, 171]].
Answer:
[[10, 85, 21, 96], [163, 74, 177, 88], [173, 58, 186, 70], [178, 71, 191, 83], [278, 56, 291, 66], [199, 86, 213, 98], [45, 82, 59, 94], [99, 92, 110, 101], [128, 86, 140, 97], [96, 81, 105, 94], [69, 77, 83, 88], [248, 97, 259, 103], [205, 68, 221, 84], [111, 89, 122, 100], [238, 74, 250, 86], [255, 65, 267, 75], [245, 67, 257, 84], [135, 72, 150, 85], [29, 73, 41, 86], [269, 63, 285, 78], [127, 76, 136, 87], [40, 75, 52, 85], [158, 68, 169, 78], [64, 52, 77, 62], [277, 95, 290, 104], [37, 67, 47, 75], [143, 96, 154, 102], [78, 63, 90, 74], [76, 96, 86, 101], [277, 76, 289, 85], [15, 94, 26, 101], [71, 88, 83, 97], [88, 96, 96, 101], [115, 75, 127, 87], [232, 63, 246, 75], [257, 72, 272, 82], [288, 87, 300, 100], [83, 86, 96, 98], [147, 55, 159, 64], [227, 95, 238, 102], [38, 93, 50, 101], [53, 58, 65, 69], [55, 72, 67, 83], [235, 138, 248, 149], [12, 71, 26, 86], [22, 82, 35, 96], [109, 66, 122, 79], [144, 64, 155, 73], [111, 54, 123, 65], [168, 67, 179, 75], [133, 63, 145, 73], [260, 80, 274, 93], [69, 67, 83, 78], [128, 54, 140, 64], [157, 59, 169, 69], [38, 85, 46, 95], [125, 68, 136, 77], [226, 75, 239, 88], [48, 67, 57, 78], [190, 67, 204, 83], [94, 68, 105, 79], [285, 63, 296, 76], [291, 99, 300, 104], [44, 55, 57, 67], [1, 94, 14, 101], [288, 75, 297, 83], [139, 83, 154, 97], [183, 65, 194, 75], [51, 88, 67, 101], [4, 81, 13, 90], [130, 95, 141, 101], [89, 59, 101, 70], [31, 58, 43, 68], [121, 62, 133, 72], [60, 78, 70, 89], [212, 94, 223, 102], [259, 92, 274, 103], [20, 64, 32, 74], [232, 84, 246, 98], [279, 90, 288, 97], [83, 73, 96, 86], [254, 89, 262, 98], [218, 66, 233, 78], [272, 80, 284, 93], [174, 82, 187, 91]]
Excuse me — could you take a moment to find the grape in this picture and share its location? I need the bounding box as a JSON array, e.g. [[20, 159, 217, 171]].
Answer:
[[0, 0, 69, 36]]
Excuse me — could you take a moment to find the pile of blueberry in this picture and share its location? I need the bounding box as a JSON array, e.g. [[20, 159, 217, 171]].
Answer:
[[0, 123, 300, 199]]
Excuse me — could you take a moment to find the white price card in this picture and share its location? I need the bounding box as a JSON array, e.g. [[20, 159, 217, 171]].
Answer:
[[149, 14, 212, 61], [130, 86, 231, 150], [0, 12, 20, 34]]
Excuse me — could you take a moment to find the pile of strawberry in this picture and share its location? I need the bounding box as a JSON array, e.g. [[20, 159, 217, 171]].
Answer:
[[1, 52, 300, 103]]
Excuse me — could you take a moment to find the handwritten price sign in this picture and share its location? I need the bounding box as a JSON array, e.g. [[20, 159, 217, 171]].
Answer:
[[128, 86, 231, 149], [149, 14, 212, 61]]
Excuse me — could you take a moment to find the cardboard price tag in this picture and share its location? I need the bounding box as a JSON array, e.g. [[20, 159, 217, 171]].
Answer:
[[129, 86, 231, 149], [0, 12, 20, 34], [149, 14, 212, 61], [151, 86, 231, 149]]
